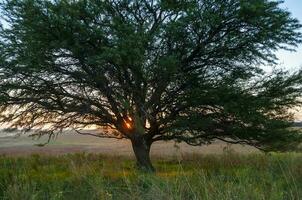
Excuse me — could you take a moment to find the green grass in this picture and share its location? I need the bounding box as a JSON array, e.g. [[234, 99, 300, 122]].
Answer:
[[0, 152, 301, 200]]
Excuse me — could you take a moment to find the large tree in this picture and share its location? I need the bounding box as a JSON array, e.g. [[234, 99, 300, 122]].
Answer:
[[0, 0, 302, 171]]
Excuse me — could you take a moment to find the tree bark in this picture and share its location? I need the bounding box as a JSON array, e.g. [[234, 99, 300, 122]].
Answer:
[[131, 135, 155, 172]]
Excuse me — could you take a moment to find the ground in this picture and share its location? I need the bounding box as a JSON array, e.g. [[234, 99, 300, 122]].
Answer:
[[0, 152, 301, 199], [0, 130, 258, 157], [1, 130, 301, 200]]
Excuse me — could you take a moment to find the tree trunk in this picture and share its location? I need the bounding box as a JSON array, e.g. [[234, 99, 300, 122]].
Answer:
[[131, 135, 155, 172]]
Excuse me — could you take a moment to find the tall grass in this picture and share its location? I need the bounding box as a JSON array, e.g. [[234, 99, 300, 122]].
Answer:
[[0, 152, 301, 200]]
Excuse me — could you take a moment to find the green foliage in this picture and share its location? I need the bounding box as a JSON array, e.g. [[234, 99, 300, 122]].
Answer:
[[0, 0, 302, 168], [0, 153, 302, 199]]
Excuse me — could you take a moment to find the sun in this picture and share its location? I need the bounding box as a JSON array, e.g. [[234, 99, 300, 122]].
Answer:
[[125, 122, 132, 129], [124, 116, 133, 129]]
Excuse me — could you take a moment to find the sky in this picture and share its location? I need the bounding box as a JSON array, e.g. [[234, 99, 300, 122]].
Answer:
[[279, 0, 302, 120], [275, 0, 302, 72]]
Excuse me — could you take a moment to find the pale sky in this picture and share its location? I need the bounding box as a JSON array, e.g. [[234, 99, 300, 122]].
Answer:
[[277, 1, 302, 120], [276, 0, 302, 72]]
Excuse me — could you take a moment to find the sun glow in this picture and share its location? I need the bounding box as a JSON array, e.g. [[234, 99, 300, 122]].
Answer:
[[125, 122, 132, 129], [124, 116, 133, 129]]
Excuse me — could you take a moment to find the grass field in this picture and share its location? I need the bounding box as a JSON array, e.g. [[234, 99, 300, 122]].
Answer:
[[0, 152, 301, 200]]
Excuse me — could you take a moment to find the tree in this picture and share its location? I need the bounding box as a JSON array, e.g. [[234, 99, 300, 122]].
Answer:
[[0, 0, 302, 172]]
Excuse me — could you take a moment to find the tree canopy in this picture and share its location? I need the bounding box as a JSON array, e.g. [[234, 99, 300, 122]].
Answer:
[[0, 0, 302, 171]]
